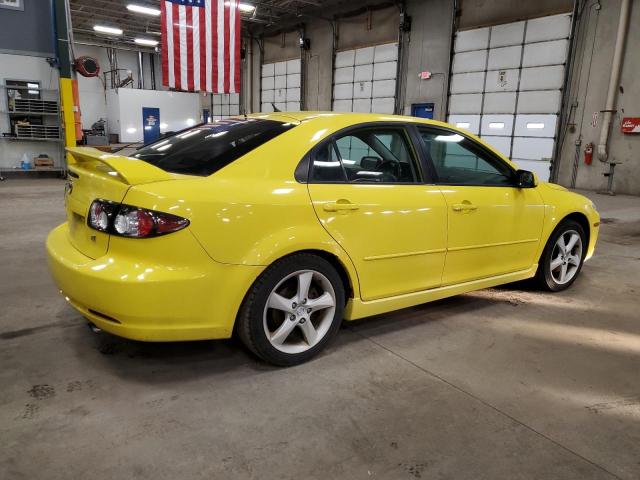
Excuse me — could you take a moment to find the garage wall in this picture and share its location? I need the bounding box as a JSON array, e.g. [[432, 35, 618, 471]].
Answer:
[[554, 0, 640, 195], [448, 14, 572, 181], [402, 0, 454, 119]]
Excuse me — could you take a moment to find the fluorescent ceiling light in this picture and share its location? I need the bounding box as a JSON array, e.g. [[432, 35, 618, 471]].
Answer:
[[527, 122, 545, 129], [127, 4, 161, 16], [456, 122, 470, 129], [94, 25, 123, 35], [135, 38, 158, 46], [489, 122, 505, 129], [225, 1, 255, 13], [27, 83, 39, 89]]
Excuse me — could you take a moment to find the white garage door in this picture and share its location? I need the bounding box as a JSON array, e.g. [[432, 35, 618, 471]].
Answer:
[[211, 94, 240, 120], [448, 13, 571, 181], [333, 42, 398, 114], [261, 59, 301, 112]]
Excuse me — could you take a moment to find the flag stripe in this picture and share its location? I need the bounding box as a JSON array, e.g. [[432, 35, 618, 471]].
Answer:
[[172, 2, 181, 89], [205, 0, 213, 92], [217, 0, 224, 93], [186, 6, 194, 92], [234, 2, 241, 93], [198, 7, 206, 91], [223, 2, 230, 94]]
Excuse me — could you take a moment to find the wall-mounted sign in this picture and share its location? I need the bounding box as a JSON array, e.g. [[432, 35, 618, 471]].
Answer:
[[621, 117, 640, 134], [419, 71, 431, 80]]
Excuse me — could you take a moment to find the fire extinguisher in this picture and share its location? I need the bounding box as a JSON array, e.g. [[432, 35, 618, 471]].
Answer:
[[584, 142, 593, 165]]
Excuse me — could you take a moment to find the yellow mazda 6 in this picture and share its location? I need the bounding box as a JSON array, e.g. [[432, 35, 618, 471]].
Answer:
[[47, 112, 600, 365]]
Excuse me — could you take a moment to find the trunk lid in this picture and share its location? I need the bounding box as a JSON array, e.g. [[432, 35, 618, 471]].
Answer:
[[65, 147, 176, 259]]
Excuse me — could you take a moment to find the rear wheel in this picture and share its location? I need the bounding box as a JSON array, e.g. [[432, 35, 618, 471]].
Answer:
[[535, 219, 586, 291], [237, 253, 345, 366]]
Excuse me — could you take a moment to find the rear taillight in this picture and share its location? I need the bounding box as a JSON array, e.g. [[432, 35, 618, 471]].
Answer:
[[87, 200, 189, 238]]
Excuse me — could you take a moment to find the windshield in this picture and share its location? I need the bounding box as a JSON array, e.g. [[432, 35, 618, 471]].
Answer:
[[131, 118, 296, 176]]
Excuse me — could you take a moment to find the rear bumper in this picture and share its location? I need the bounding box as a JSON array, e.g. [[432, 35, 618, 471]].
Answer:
[[46, 223, 263, 341]]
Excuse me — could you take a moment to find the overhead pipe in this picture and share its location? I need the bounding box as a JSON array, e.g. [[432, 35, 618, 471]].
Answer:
[[597, 0, 631, 161]]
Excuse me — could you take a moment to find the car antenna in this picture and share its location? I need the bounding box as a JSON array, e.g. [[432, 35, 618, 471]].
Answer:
[[271, 102, 281, 112]]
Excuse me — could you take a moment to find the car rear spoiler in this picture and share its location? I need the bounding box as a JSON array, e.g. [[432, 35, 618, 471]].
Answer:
[[66, 147, 175, 185]]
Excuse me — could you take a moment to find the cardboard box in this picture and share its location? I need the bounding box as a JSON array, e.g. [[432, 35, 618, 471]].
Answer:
[[33, 156, 54, 168]]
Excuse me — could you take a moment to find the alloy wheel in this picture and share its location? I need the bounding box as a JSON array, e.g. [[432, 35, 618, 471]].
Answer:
[[550, 230, 583, 285], [263, 270, 337, 354]]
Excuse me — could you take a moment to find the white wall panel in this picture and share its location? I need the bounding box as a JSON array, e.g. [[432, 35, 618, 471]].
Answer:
[[519, 65, 564, 90], [262, 63, 274, 77], [481, 135, 512, 157], [525, 14, 571, 43], [484, 69, 519, 92], [274, 61, 286, 75], [449, 94, 483, 114], [287, 73, 301, 88], [372, 79, 396, 97], [448, 115, 481, 134], [262, 76, 274, 90], [353, 81, 373, 99], [334, 83, 353, 100], [489, 21, 525, 47], [481, 114, 514, 136], [483, 92, 517, 113], [286, 88, 301, 102], [355, 46, 374, 65], [371, 97, 395, 114], [452, 50, 487, 73], [261, 103, 273, 112], [335, 50, 355, 68], [354, 64, 373, 82], [274, 75, 286, 89], [487, 46, 522, 70], [274, 88, 286, 102], [522, 39, 568, 67], [374, 43, 398, 62], [450, 72, 485, 94], [353, 98, 371, 113], [286, 59, 301, 74], [333, 99, 352, 112], [514, 114, 557, 137], [373, 61, 397, 80], [517, 90, 561, 113], [334, 67, 354, 84], [262, 89, 274, 102], [286, 102, 298, 111], [512, 137, 554, 160], [512, 159, 551, 181], [454, 28, 489, 52]]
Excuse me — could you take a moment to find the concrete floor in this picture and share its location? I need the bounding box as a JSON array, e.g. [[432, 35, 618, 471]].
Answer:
[[1, 179, 639, 480]]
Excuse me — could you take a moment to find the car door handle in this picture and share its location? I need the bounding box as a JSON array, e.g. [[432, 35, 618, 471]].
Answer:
[[323, 200, 360, 212], [452, 203, 478, 212]]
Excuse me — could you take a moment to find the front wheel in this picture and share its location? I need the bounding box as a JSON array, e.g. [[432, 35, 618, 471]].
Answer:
[[236, 253, 345, 366], [535, 219, 586, 292]]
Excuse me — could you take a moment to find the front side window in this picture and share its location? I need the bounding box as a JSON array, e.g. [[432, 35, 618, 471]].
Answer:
[[132, 119, 295, 176], [311, 127, 420, 184], [418, 128, 514, 186]]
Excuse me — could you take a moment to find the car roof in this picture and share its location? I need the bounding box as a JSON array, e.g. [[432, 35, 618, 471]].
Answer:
[[245, 111, 453, 129]]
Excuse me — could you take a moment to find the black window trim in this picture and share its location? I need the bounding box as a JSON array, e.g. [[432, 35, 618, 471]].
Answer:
[[412, 124, 519, 188], [297, 122, 430, 185]]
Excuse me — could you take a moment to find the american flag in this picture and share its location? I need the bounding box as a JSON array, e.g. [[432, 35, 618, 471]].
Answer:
[[161, 0, 241, 93]]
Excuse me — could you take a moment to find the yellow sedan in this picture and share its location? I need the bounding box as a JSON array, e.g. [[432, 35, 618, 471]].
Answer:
[[47, 112, 600, 365]]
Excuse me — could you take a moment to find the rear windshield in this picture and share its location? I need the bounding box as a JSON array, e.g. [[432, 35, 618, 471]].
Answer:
[[131, 119, 295, 176]]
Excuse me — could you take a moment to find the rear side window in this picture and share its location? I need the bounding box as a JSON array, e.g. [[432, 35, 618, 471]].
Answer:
[[132, 119, 295, 176]]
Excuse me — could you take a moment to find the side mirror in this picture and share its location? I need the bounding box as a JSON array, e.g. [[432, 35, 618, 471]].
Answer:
[[515, 169, 537, 188]]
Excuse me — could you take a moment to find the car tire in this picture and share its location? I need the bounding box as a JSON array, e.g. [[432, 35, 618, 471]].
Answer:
[[236, 253, 345, 366], [535, 219, 587, 292]]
